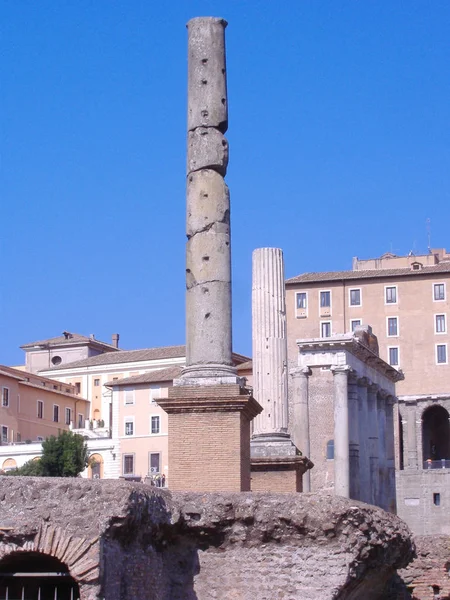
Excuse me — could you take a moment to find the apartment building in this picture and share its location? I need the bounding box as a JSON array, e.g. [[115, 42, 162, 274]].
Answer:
[[0, 365, 89, 471], [286, 249, 450, 533]]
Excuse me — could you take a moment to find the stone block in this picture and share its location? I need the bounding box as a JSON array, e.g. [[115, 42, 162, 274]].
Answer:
[[186, 169, 230, 239], [187, 127, 228, 175]]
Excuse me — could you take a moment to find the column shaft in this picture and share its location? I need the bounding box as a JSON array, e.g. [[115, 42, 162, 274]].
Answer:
[[290, 367, 312, 491], [377, 394, 387, 510], [406, 403, 418, 469], [348, 375, 360, 500], [332, 367, 350, 498], [357, 378, 371, 504], [367, 384, 380, 506]]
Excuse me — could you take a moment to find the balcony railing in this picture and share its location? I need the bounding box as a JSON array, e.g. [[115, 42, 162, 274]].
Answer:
[[423, 459, 450, 470]]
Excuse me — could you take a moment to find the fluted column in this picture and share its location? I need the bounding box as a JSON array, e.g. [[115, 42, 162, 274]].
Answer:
[[348, 372, 360, 500], [331, 365, 351, 498], [290, 366, 312, 491], [406, 401, 418, 469], [183, 17, 237, 381], [367, 383, 380, 506], [252, 248, 289, 436], [385, 396, 397, 512], [357, 377, 371, 504]]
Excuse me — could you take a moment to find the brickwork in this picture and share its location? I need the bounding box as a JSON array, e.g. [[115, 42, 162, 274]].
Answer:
[[250, 465, 301, 492]]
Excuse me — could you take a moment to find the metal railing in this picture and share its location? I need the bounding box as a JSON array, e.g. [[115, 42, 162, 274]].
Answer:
[[423, 459, 450, 470]]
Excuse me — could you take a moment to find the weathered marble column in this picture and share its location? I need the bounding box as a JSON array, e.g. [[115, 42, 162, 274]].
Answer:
[[406, 401, 418, 469], [377, 392, 387, 510], [183, 16, 236, 381], [357, 377, 371, 504], [252, 248, 289, 436], [385, 396, 397, 512], [290, 366, 312, 492], [348, 371, 360, 500], [331, 366, 351, 498], [367, 383, 380, 506]]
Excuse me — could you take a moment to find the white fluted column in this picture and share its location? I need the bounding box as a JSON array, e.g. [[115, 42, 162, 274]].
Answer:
[[331, 365, 351, 498], [290, 366, 312, 491], [252, 248, 289, 436]]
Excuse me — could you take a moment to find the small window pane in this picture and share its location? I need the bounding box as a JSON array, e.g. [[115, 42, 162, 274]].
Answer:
[[436, 315, 446, 333], [351, 319, 361, 332], [150, 453, 160, 474], [389, 347, 399, 366], [53, 405, 59, 422], [388, 317, 398, 336], [2, 388, 9, 407], [350, 289, 361, 306], [437, 345, 447, 364], [321, 322, 331, 338], [125, 390, 134, 405], [320, 291, 331, 308], [78, 413, 84, 428], [326, 440, 334, 460], [151, 416, 160, 434], [123, 455, 134, 475], [94, 379, 100, 386], [296, 292, 307, 309], [386, 287, 397, 304], [37, 401, 43, 419], [434, 284, 445, 301], [1, 426, 8, 443], [65, 408, 71, 425], [125, 420, 134, 436]]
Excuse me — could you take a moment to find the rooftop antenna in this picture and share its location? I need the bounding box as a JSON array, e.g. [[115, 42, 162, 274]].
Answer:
[[426, 218, 431, 253]]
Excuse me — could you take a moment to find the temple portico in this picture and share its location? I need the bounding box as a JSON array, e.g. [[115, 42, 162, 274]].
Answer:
[[290, 325, 402, 511]]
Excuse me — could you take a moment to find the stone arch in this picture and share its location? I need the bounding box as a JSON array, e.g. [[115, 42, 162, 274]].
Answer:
[[88, 453, 103, 479], [0, 550, 80, 598], [2, 458, 17, 472], [0, 523, 100, 591], [422, 404, 450, 464]]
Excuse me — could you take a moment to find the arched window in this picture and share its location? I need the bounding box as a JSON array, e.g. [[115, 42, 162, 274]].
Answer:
[[88, 453, 104, 479], [326, 440, 334, 460], [2, 458, 17, 472], [0, 552, 80, 599], [422, 405, 450, 467]]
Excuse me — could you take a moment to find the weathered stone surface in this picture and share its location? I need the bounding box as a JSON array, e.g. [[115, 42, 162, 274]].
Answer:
[[187, 127, 228, 175], [187, 17, 228, 132], [0, 478, 414, 600], [186, 169, 230, 238]]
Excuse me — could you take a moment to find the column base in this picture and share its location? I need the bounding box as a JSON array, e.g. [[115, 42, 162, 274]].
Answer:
[[175, 364, 244, 386], [158, 384, 262, 492]]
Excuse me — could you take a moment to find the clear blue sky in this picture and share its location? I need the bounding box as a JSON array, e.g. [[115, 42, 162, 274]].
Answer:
[[2, 1, 449, 365]]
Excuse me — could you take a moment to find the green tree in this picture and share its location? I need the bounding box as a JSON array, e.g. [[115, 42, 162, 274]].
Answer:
[[6, 431, 89, 477]]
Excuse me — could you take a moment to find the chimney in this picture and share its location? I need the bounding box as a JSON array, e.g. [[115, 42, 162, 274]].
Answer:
[[112, 333, 120, 348]]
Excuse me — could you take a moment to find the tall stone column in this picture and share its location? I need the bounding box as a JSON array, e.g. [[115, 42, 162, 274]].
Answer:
[[183, 16, 236, 382], [348, 372, 360, 500], [250, 248, 311, 492], [367, 383, 380, 506], [159, 17, 262, 493], [357, 377, 371, 504], [377, 392, 387, 510], [290, 366, 312, 492], [385, 396, 397, 512], [331, 366, 351, 498], [406, 401, 418, 469]]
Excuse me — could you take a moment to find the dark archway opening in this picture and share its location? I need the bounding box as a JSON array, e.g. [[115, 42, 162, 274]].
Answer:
[[422, 405, 450, 467], [0, 552, 80, 599]]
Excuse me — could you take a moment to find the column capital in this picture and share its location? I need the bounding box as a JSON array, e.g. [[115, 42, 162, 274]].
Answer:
[[386, 395, 397, 406], [357, 376, 371, 387], [368, 382, 380, 395], [330, 365, 352, 376], [290, 366, 312, 378]]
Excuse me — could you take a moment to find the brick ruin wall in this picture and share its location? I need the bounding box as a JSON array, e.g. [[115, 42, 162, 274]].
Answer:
[[0, 477, 415, 600]]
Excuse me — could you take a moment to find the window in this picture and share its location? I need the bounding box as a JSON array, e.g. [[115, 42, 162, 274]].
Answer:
[[436, 314, 446, 334], [125, 418, 134, 436], [94, 379, 100, 387], [385, 286, 397, 304], [37, 400, 44, 419], [387, 317, 398, 337], [123, 454, 134, 475], [65, 407, 72, 426], [296, 292, 307, 309], [149, 452, 161, 474], [16, 432, 21, 443], [321, 321, 331, 338], [437, 344, 447, 364], [326, 440, 334, 460], [349, 288, 361, 306], [433, 493, 441, 507], [389, 347, 399, 366], [75, 382, 81, 394], [151, 416, 160, 435], [2, 388, 9, 408], [150, 386, 161, 404], [53, 405, 59, 423], [78, 413, 84, 428], [124, 389, 134, 405], [1, 426, 8, 443], [51, 355, 62, 366], [320, 291, 331, 308], [351, 319, 361, 332], [434, 283, 446, 301]]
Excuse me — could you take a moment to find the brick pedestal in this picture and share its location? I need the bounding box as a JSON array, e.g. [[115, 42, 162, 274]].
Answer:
[[251, 456, 313, 493], [158, 384, 262, 492]]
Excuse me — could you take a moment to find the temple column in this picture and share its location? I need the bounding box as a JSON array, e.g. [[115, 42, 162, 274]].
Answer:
[[290, 366, 312, 492], [250, 248, 311, 492], [348, 372, 360, 501], [406, 401, 418, 469], [357, 377, 371, 504], [385, 396, 397, 512], [377, 392, 387, 510], [367, 383, 380, 506], [331, 365, 351, 498]]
